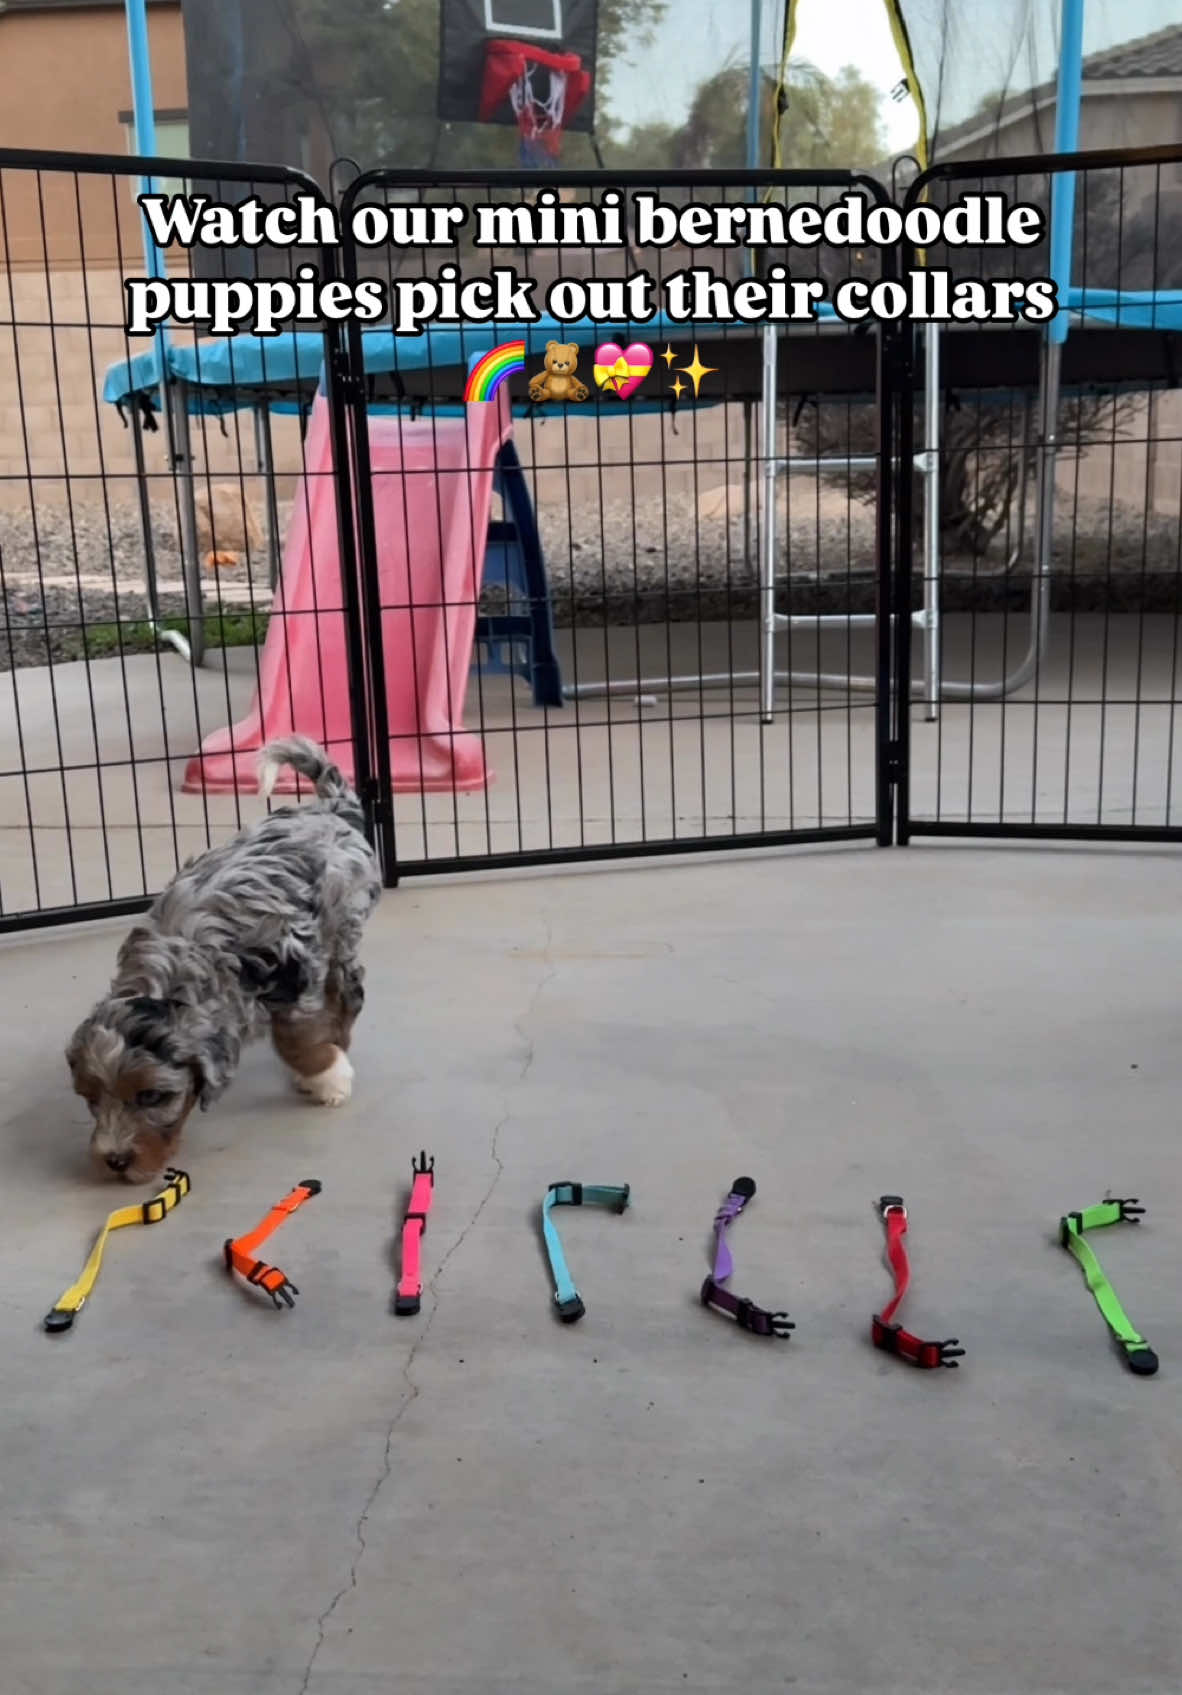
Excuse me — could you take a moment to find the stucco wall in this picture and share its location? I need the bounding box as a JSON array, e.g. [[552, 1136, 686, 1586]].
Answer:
[[0, 3, 187, 267]]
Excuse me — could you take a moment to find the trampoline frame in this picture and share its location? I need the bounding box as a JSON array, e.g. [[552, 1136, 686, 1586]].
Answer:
[[108, 2, 1178, 731], [897, 136, 1182, 723], [108, 142, 1182, 749], [2, 139, 1182, 931], [565, 317, 1029, 721], [122, 268, 1145, 735]]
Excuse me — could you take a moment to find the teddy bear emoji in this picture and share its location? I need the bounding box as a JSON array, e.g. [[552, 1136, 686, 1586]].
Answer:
[[528, 340, 589, 404]]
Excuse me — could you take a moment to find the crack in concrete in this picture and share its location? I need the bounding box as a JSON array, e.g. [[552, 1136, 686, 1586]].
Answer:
[[297, 912, 556, 1695], [510, 912, 555, 1099]]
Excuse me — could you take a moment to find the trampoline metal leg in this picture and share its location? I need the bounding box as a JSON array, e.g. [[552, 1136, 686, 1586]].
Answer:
[[254, 403, 282, 592], [168, 381, 206, 668], [131, 400, 189, 663], [921, 323, 941, 722], [936, 335, 1058, 702], [563, 322, 1055, 715], [743, 398, 753, 587], [759, 324, 778, 724], [753, 322, 1056, 711], [1003, 394, 1032, 574]]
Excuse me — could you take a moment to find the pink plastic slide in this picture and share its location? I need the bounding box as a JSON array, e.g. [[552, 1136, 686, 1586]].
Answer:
[[183, 386, 512, 796]]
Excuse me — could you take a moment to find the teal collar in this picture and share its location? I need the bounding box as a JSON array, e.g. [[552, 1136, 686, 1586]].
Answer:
[[541, 1181, 630, 1323]]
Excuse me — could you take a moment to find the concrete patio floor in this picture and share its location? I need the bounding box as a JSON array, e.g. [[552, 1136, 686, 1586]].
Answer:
[[1, 842, 1181, 1694], [5, 610, 1182, 920]]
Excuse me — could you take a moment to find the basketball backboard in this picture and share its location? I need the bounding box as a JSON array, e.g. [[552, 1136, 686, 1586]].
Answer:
[[483, 0, 562, 40]]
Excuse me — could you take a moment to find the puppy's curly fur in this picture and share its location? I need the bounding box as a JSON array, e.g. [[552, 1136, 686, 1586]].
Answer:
[[66, 737, 381, 1183]]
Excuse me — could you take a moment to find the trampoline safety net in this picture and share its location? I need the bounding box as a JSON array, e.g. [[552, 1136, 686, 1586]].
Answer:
[[877, 0, 1182, 165], [180, 1, 1182, 181]]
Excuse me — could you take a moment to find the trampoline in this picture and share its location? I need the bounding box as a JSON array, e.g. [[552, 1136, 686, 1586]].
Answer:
[[101, 309, 770, 680], [102, 276, 1182, 721], [109, 0, 1182, 716]]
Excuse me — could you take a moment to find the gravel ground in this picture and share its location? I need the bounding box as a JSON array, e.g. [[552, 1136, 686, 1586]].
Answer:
[[1, 488, 1180, 672]]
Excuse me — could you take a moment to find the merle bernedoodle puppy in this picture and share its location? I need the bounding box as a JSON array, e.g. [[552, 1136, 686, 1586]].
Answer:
[[67, 737, 381, 1182]]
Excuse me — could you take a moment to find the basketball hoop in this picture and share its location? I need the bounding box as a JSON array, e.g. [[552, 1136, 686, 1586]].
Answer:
[[479, 38, 591, 164]]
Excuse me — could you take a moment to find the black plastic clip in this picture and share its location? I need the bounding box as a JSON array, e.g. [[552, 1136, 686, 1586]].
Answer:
[[731, 1176, 756, 1200], [702, 1281, 794, 1340], [1125, 1343, 1159, 1377], [1112, 1197, 1146, 1224], [412, 1151, 434, 1179], [394, 1292, 422, 1317], [224, 1239, 300, 1309], [613, 1184, 631, 1214], [872, 1317, 901, 1355], [297, 1178, 323, 1196], [1059, 1211, 1085, 1247], [246, 1260, 298, 1310], [874, 1318, 964, 1367], [43, 1307, 76, 1334], [551, 1181, 583, 1205], [734, 1299, 794, 1339], [878, 1193, 906, 1217], [555, 1293, 586, 1323], [141, 1167, 189, 1223]]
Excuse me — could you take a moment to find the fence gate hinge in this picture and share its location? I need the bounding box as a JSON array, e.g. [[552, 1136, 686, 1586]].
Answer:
[[329, 344, 366, 405], [361, 775, 387, 812]]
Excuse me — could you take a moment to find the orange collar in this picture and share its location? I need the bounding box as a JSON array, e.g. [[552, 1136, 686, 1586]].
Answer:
[[224, 1179, 321, 1309]]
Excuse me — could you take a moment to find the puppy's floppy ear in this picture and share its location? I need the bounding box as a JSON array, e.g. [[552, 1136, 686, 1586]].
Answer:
[[188, 1029, 236, 1112], [127, 994, 173, 1018], [237, 947, 309, 1007], [120, 995, 175, 1056], [115, 926, 154, 966], [189, 1058, 212, 1112]]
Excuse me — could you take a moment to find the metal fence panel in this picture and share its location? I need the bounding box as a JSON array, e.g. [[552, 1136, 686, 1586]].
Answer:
[[0, 147, 369, 932], [336, 165, 895, 881], [896, 142, 1182, 842]]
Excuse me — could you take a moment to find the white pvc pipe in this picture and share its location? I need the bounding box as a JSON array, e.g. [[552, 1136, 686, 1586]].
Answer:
[[562, 317, 1054, 713], [934, 336, 1059, 703]]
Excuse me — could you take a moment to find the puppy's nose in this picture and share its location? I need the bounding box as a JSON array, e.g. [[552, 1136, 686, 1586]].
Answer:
[[105, 1152, 132, 1173]]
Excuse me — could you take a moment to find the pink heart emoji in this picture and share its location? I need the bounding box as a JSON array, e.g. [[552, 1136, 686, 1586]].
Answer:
[[593, 341, 653, 400]]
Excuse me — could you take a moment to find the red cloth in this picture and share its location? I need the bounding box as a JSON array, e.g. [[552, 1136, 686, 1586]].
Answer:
[[478, 38, 591, 150]]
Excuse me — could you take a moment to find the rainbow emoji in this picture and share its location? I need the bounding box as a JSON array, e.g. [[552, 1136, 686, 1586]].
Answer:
[[464, 340, 526, 403]]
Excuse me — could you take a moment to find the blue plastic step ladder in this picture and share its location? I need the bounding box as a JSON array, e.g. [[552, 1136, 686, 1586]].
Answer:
[[475, 435, 563, 708]]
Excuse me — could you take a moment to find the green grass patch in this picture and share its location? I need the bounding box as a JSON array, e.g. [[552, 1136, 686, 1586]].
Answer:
[[80, 611, 270, 660]]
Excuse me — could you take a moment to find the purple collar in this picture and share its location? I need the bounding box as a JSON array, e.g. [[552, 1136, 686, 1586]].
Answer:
[[700, 1177, 794, 1340]]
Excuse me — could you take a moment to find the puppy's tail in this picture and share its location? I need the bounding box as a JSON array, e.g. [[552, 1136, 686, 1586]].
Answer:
[[257, 736, 364, 828]]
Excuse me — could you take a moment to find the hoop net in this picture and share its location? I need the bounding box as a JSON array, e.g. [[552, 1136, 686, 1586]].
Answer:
[[510, 59, 568, 156], [479, 40, 591, 164]]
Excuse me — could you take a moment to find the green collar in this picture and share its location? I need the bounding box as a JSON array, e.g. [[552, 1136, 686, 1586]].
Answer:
[[1060, 1200, 1158, 1376]]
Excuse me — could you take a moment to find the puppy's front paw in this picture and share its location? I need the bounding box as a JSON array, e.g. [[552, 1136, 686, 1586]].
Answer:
[[295, 1049, 354, 1107]]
